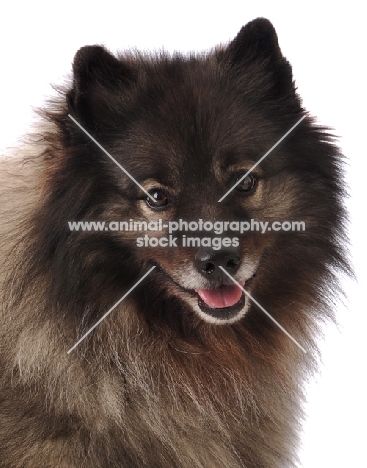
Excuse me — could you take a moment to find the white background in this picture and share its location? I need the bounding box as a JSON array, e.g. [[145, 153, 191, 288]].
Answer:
[[0, 1, 366, 466]]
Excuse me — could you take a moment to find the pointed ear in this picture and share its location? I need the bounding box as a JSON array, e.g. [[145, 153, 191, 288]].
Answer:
[[225, 18, 294, 99], [228, 18, 283, 63], [67, 45, 135, 132]]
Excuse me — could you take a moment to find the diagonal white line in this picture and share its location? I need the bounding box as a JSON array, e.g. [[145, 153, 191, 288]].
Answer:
[[218, 266, 307, 353], [67, 266, 156, 354], [68, 114, 156, 203], [218, 115, 306, 202]]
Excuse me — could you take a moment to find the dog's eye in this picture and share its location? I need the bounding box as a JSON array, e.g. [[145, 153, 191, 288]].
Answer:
[[146, 189, 170, 210], [235, 173, 257, 193]]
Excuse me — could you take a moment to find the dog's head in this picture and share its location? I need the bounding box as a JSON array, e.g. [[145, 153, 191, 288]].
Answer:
[[38, 19, 344, 331]]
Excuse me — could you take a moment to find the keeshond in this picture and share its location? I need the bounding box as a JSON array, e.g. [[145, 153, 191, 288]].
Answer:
[[0, 18, 348, 468]]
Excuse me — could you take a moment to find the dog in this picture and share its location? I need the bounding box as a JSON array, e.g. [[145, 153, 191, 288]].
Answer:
[[0, 18, 348, 467]]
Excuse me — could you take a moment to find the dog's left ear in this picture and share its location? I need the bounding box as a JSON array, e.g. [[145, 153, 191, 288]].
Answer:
[[224, 18, 295, 99], [227, 18, 283, 64]]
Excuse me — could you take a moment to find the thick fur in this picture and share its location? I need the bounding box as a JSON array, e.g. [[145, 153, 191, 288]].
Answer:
[[0, 18, 348, 467]]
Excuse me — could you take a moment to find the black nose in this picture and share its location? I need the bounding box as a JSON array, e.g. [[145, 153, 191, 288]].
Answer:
[[195, 246, 241, 281]]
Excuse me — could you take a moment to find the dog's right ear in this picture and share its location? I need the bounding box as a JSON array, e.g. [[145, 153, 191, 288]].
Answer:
[[67, 46, 135, 132]]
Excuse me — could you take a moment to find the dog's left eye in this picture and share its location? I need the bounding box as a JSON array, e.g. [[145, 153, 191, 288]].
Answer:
[[146, 189, 171, 210]]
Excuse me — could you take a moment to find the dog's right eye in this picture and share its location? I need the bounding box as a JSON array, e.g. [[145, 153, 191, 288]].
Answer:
[[235, 173, 257, 193], [146, 189, 171, 210]]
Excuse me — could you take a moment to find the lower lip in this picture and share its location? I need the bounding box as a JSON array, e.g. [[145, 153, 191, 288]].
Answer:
[[197, 292, 246, 320]]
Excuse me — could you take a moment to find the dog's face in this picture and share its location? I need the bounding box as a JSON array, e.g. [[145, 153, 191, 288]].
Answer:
[[129, 145, 263, 325], [48, 20, 341, 331], [109, 99, 307, 325]]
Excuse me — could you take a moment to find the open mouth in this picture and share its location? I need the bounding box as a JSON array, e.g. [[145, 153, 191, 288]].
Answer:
[[149, 261, 255, 322], [195, 281, 246, 320]]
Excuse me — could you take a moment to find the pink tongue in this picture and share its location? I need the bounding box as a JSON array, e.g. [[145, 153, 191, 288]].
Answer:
[[196, 282, 244, 308]]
